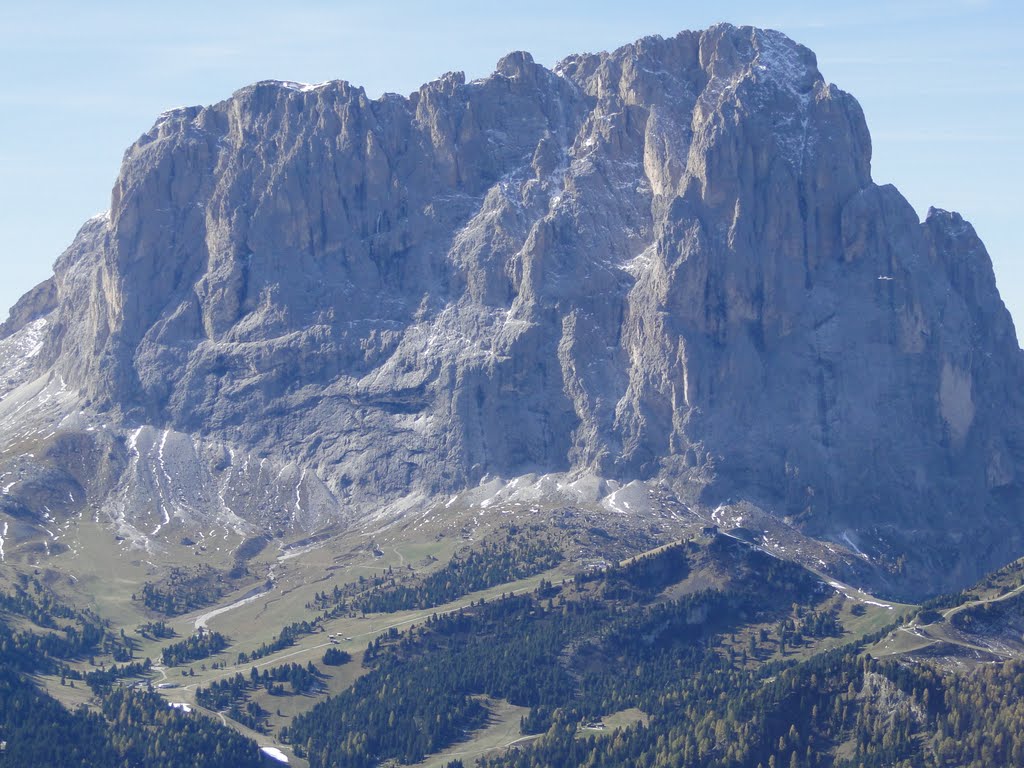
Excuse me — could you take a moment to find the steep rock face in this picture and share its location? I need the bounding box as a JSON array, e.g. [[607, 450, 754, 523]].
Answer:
[[4, 24, 1023, 594], [0, 277, 56, 341]]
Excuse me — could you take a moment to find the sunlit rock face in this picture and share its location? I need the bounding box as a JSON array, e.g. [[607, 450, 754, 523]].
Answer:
[[2, 24, 1022, 595]]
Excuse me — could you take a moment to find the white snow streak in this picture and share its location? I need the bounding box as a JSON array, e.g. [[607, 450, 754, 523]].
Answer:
[[605, 488, 628, 515], [127, 426, 143, 455], [260, 747, 290, 764], [841, 531, 869, 560], [828, 581, 894, 610], [152, 429, 173, 536], [194, 584, 274, 631], [295, 468, 306, 515], [157, 429, 173, 490]]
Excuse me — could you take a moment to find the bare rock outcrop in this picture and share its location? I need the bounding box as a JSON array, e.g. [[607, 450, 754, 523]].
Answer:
[[2, 24, 1021, 596]]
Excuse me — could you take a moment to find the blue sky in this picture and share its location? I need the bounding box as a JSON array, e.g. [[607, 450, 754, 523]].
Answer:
[[1, 0, 1020, 331]]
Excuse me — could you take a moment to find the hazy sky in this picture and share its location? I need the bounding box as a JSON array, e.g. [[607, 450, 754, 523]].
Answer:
[[1, 0, 1020, 331]]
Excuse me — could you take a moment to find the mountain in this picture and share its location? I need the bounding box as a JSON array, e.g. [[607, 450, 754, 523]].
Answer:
[[0, 23, 1021, 599]]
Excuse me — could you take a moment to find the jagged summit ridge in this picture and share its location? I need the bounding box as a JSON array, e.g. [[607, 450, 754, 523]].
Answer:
[[1, 24, 1020, 596]]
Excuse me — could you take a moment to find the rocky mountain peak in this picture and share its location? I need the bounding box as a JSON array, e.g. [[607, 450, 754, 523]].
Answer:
[[0, 24, 1020, 597]]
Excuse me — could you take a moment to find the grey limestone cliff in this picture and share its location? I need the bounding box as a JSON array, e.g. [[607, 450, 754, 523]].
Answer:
[[1, 24, 1021, 596]]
